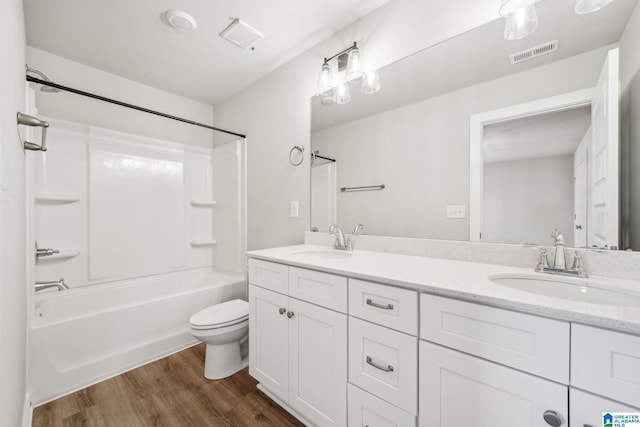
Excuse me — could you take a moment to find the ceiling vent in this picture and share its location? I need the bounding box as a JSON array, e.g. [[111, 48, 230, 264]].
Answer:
[[509, 40, 559, 64], [219, 18, 264, 50]]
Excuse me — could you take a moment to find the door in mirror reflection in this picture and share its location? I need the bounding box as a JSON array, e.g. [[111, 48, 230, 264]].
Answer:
[[311, 160, 337, 232]]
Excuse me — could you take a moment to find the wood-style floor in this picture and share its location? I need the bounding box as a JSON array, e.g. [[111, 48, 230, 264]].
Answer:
[[32, 344, 305, 427]]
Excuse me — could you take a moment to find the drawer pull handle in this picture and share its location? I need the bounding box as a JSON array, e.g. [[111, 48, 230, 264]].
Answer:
[[278, 308, 286, 315], [366, 356, 394, 372], [287, 311, 295, 318], [366, 298, 394, 310], [542, 410, 563, 427]]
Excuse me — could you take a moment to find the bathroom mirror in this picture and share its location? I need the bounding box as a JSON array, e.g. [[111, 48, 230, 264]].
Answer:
[[310, 0, 640, 250]]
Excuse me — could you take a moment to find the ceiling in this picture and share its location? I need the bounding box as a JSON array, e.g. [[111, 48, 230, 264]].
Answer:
[[23, 0, 391, 106], [311, 0, 637, 132], [483, 106, 592, 163]]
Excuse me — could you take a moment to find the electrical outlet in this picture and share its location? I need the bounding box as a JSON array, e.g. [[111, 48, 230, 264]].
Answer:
[[446, 205, 465, 219], [290, 201, 299, 218]]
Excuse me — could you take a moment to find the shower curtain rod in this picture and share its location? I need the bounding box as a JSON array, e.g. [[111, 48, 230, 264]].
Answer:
[[26, 75, 246, 139]]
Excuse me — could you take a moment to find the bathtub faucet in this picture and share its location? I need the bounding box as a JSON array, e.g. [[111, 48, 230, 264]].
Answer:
[[35, 277, 69, 293]]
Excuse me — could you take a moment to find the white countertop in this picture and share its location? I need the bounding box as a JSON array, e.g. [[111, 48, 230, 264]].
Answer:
[[246, 244, 640, 335]]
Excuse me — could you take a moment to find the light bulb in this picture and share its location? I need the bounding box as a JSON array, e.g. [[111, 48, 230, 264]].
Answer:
[[503, 4, 538, 40], [316, 62, 334, 96], [574, 0, 614, 14], [361, 70, 381, 94], [346, 47, 366, 83], [333, 81, 351, 105]]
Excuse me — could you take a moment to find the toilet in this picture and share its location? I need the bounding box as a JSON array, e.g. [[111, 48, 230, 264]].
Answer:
[[189, 299, 249, 380]]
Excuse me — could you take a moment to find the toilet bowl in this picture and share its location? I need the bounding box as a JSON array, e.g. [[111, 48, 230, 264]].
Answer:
[[189, 299, 249, 380]]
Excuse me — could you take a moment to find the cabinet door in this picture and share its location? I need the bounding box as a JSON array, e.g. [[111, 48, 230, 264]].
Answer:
[[249, 285, 289, 400], [288, 298, 347, 427], [419, 341, 568, 427], [570, 389, 639, 427]]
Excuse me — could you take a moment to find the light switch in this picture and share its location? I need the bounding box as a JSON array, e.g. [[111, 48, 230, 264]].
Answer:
[[446, 205, 465, 219], [290, 201, 299, 218]]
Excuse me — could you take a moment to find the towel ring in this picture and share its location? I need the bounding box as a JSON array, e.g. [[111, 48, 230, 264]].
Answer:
[[289, 145, 305, 166]]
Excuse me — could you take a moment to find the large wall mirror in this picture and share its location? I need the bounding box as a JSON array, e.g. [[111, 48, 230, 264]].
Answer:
[[310, 0, 640, 250]]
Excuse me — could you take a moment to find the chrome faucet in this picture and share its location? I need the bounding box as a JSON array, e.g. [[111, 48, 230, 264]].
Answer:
[[35, 277, 69, 293], [353, 223, 365, 236], [329, 225, 351, 250], [535, 229, 588, 277]]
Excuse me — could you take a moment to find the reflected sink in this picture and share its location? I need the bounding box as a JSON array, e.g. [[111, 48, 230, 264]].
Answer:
[[290, 249, 353, 260], [490, 275, 640, 307]]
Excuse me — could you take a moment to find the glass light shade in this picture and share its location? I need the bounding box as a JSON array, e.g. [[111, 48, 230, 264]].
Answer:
[[503, 4, 538, 40], [320, 95, 335, 107], [499, 0, 538, 16], [574, 0, 614, 14], [346, 47, 366, 83], [316, 62, 334, 96], [333, 81, 351, 105], [361, 70, 381, 94]]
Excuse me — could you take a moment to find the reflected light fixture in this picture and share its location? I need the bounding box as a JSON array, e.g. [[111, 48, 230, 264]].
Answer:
[[499, 0, 539, 40], [575, 0, 615, 14], [315, 42, 381, 106]]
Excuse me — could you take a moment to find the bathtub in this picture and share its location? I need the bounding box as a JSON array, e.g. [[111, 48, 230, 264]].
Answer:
[[28, 268, 246, 404]]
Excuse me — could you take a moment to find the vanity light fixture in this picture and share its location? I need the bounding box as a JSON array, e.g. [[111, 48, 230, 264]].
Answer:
[[315, 42, 381, 106], [574, 0, 615, 14], [499, 0, 540, 40]]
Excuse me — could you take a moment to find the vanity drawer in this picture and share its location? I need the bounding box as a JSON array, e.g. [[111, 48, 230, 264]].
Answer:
[[347, 383, 415, 427], [248, 259, 288, 294], [571, 324, 640, 408], [420, 293, 570, 383], [289, 267, 347, 313], [349, 279, 418, 335], [569, 389, 639, 427], [349, 317, 418, 415]]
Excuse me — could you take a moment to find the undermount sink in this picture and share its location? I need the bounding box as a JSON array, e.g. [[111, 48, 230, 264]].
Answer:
[[290, 249, 353, 260], [490, 274, 640, 307]]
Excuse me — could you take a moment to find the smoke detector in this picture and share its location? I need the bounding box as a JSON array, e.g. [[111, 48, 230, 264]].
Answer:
[[510, 40, 559, 64], [166, 10, 197, 32], [219, 18, 264, 49]]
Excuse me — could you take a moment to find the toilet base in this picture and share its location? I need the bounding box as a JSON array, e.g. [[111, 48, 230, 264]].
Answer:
[[204, 341, 244, 380]]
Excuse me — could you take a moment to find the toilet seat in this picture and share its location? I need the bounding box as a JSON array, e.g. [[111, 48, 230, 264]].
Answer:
[[189, 299, 249, 330]]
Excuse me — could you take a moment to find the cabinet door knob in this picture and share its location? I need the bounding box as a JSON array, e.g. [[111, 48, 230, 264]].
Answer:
[[543, 410, 563, 427], [278, 308, 286, 315], [287, 311, 294, 318]]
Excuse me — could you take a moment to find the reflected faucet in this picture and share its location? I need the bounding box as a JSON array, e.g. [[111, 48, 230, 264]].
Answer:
[[35, 277, 69, 293], [535, 230, 588, 278]]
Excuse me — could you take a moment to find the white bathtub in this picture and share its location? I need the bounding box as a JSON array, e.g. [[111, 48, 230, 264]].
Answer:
[[28, 268, 246, 404]]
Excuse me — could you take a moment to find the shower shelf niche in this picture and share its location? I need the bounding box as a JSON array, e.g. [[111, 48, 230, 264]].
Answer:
[[35, 193, 80, 204], [189, 200, 217, 207], [190, 239, 217, 247], [37, 250, 81, 261]]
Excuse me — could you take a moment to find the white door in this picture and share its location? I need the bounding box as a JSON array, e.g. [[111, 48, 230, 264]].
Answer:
[[589, 48, 619, 249], [570, 389, 638, 427], [573, 130, 589, 247], [419, 341, 569, 427], [288, 298, 347, 427], [248, 285, 289, 400]]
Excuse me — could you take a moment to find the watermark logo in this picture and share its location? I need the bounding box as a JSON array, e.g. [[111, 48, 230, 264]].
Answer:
[[604, 412, 640, 427]]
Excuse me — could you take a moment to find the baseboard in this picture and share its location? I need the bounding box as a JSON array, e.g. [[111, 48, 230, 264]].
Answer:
[[22, 392, 32, 427], [256, 383, 311, 426]]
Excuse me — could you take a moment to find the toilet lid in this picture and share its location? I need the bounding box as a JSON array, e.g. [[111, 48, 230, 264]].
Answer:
[[189, 299, 249, 329]]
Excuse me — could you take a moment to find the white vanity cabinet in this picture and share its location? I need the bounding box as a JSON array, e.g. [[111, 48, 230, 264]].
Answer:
[[347, 279, 418, 426], [419, 293, 571, 427], [569, 389, 638, 427], [248, 259, 347, 427]]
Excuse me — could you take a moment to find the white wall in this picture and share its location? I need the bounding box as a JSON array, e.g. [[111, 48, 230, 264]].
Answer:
[[0, 0, 27, 425], [212, 0, 499, 250], [26, 47, 214, 148], [619, 2, 640, 250], [311, 47, 608, 240], [484, 155, 574, 245]]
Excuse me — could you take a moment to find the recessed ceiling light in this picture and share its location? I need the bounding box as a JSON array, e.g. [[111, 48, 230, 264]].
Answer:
[[166, 10, 197, 32]]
